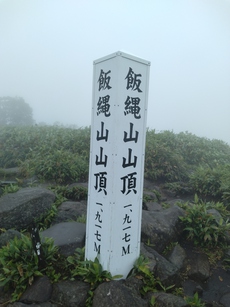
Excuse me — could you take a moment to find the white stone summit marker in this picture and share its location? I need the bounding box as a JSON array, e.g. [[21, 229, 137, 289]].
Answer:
[[85, 51, 150, 278]]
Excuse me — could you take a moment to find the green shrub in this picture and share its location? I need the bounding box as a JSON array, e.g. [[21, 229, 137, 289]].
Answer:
[[0, 235, 61, 301], [1, 125, 230, 197], [145, 130, 188, 182], [35, 204, 58, 230], [180, 196, 230, 247], [0, 125, 90, 169], [50, 185, 88, 201], [67, 255, 120, 287], [144, 130, 230, 184], [219, 164, 230, 202], [32, 149, 88, 183], [185, 292, 205, 307], [2, 183, 20, 195], [130, 254, 174, 295], [189, 167, 223, 199], [189, 165, 230, 201]]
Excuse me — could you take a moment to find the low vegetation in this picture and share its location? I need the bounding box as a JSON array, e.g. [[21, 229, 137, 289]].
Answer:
[[1, 125, 230, 305]]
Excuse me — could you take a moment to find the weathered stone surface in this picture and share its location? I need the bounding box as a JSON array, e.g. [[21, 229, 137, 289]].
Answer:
[[0, 187, 55, 230], [51, 280, 90, 307], [51, 201, 87, 225], [201, 266, 230, 303], [92, 280, 148, 307], [168, 244, 187, 270], [187, 253, 210, 282], [0, 229, 22, 248], [123, 276, 144, 296], [145, 246, 182, 287], [144, 201, 163, 211], [7, 303, 57, 307], [141, 206, 185, 253], [151, 292, 189, 307], [140, 243, 157, 271], [220, 293, 230, 307], [182, 279, 204, 298], [41, 221, 86, 256], [20, 276, 52, 304]]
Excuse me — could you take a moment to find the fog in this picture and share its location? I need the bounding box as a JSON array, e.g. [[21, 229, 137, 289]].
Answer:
[[0, 0, 230, 144]]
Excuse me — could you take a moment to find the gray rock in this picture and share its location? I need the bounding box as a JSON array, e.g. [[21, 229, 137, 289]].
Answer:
[[92, 280, 148, 307], [144, 201, 163, 211], [140, 243, 157, 272], [41, 221, 86, 256], [0, 187, 55, 230], [146, 246, 182, 287], [220, 293, 230, 307], [151, 292, 189, 307], [7, 303, 57, 307], [141, 206, 185, 253], [20, 276, 52, 304], [187, 253, 210, 282], [51, 280, 90, 307], [51, 201, 87, 225], [168, 244, 187, 270], [124, 276, 144, 296]]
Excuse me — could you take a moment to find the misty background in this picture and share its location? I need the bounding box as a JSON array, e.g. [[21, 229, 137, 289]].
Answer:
[[0, 0, 230, 144]]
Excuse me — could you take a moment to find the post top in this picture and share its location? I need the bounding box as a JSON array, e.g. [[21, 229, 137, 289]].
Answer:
[[93, 51, 151, 66]]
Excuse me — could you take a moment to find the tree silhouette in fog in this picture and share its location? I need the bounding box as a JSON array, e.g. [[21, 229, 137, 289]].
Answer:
[[0, 96, 34, 126]]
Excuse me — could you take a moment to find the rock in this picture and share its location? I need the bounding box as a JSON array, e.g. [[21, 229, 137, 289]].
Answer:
[[220, 293, 230, 307], [41, 221, 86, 256], [0, 187, 56, 230], [7, 303, 57, 307], [182, 279, 203, 297], [143, 179, 155, 190], [151, 292, 189, 307], [143, 190, 156, 201], [144, 201, 163, 211], [145, 246, 182, 287], [187, 253, 210, 282], [51, 201, 87, 225], [0, 229, 22, 248], [123, 276, 144, 296], [20, 276, 52, 304], [138, 243, 183, 288], [141, 206, 185, 253], [201, 266, 230, 303], [168, 244, 187, 270], [92, 280, 148, 307], [51, 280, 90, 307], [140, 243, 157, 271]]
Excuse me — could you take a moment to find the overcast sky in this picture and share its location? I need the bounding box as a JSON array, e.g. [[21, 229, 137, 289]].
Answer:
[[0, 0, 230, 144]]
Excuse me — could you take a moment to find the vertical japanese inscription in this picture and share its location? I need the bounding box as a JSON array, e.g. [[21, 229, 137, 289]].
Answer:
[[93, 69, 112, 253], [97, 69, 112, 117], [121, 66, 143, 256], [94, 202, 103, 254], [122, 204, 133, 256]]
